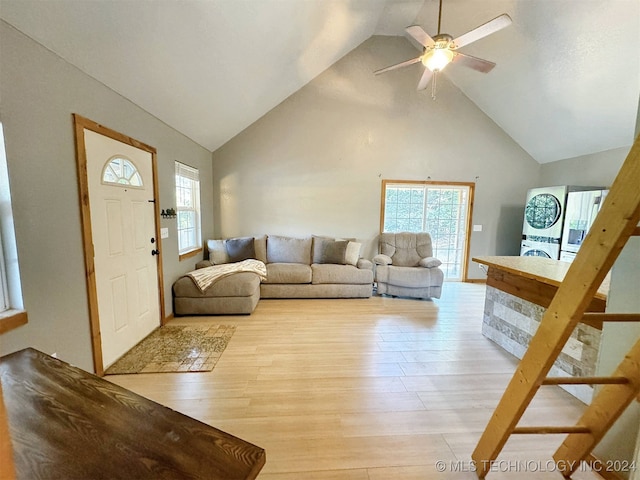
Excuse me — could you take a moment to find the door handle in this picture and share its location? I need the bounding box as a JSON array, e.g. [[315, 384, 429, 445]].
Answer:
[[151, 249, 160, 256]]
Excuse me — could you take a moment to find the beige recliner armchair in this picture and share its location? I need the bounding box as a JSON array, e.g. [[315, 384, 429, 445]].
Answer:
[[373, 232, 444, 299]]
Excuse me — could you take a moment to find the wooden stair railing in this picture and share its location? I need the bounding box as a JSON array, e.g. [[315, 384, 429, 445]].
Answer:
[[472, 134, 640, 479]]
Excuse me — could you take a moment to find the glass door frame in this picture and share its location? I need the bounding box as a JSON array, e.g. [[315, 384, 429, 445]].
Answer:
[[379, 180, 475, 281]]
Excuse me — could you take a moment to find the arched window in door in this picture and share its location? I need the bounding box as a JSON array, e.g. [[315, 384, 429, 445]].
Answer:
[[101, 156, 143, 187]]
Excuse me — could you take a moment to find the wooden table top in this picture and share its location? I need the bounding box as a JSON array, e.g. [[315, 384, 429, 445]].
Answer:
[[1, 348, 265, 480], [473, 255, 609, 300]]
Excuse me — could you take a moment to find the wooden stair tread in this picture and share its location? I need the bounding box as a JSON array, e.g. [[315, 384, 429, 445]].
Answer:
[[513, 426, 591, 435], [581, 313, 640, 330], [542, 376, 629, 385]]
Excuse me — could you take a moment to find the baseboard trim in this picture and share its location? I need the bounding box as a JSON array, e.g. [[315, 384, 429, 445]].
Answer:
[[163, 313, 174, 325], [465, 279, 487, 284]]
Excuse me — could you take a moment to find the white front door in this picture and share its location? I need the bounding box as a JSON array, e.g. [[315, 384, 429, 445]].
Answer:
[[84, 129, 160, 367]]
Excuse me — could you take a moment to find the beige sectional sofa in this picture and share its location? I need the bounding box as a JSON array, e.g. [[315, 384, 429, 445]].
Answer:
[[173, 235, 374, 315]]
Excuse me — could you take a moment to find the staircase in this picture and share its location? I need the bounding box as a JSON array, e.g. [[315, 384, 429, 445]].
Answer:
[[472, 135, 640, 478]]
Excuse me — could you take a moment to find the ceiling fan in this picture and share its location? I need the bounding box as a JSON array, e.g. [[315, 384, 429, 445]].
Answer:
[[375, 0, 512, 98]]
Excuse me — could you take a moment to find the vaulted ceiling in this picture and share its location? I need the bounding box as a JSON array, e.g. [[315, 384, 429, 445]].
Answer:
[[2, 0, 639, 163]]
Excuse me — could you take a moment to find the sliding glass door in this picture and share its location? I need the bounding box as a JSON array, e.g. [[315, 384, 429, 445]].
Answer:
[[381, 180, 474, 281]]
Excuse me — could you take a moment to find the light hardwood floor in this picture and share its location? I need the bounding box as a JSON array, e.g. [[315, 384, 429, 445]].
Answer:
[[108, 283, 604, 479]]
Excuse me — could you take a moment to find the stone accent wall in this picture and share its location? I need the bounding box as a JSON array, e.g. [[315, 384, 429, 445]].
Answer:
[[482, 285, 602, 404]]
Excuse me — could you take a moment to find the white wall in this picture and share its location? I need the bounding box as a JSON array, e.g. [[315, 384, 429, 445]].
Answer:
[[0, 22, 214, 371], [212, 36, 540, 277]]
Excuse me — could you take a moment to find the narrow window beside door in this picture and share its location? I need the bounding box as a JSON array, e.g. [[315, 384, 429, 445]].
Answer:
[[175, 162, 201, 258]]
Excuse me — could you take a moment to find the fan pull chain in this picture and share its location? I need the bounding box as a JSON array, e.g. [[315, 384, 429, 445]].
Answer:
[[431, 71, 438, 100]]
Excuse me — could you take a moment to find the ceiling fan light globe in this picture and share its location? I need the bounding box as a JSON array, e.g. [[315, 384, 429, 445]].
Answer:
[[422, 48, 454, 71]]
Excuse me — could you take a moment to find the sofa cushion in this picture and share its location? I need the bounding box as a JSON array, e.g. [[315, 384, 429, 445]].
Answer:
[[226, 236, 255, 262], [312, 264, 373, 285], [267, 235, 312, 264], [376, 265, 443, 288], [264, 263, 312, 284], [254, 235, 267, 263], [173, 272, 260, 297], [379, 232, 434, 267], [388, 234, 421, 267], [319, 240, 348, 264], [357, 258, 374, 270]]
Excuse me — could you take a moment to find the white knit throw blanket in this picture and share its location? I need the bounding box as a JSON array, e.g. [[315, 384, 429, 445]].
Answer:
[[186, 259, 267, 293]]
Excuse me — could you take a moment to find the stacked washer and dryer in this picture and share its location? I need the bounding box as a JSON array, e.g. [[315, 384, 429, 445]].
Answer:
[[520, 186, 608, 261]]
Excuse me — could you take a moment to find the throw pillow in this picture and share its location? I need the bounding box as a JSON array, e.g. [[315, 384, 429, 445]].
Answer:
[[419, 257, 442, 268], [319, 240, 348, 264], [226, 236, 255, 263], [345, 241, 361, 266], [207, 239, 229, 265], [312, 235, 357, 264], [312, 235, 333, 264], [267, 235, 312, 264], [254, 235, 267, 263]]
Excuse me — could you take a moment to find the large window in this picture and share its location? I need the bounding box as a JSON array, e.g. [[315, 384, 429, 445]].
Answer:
[[175, 162, 201, 258], [0, 122, 27, 331], [381, 180, 474, 281]]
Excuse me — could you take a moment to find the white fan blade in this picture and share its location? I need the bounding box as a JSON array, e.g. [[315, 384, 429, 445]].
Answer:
[[452, 52, 496, 73], [417, 67, 433, 91], [374, 56, 422, 75], [405, 25, 435, 50], [452, 13, 512, 49]]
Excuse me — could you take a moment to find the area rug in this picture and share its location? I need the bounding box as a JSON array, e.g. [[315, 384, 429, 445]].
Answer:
[[104, 325, 235, 375]]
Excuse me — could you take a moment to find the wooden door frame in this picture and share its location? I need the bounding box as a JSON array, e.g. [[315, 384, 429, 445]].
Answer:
[[379, 180, 475, 282], [73, 114, 165, 376]]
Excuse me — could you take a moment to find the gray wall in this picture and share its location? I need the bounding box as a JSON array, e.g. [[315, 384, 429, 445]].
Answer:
[[211, 36, 540, 278], [594, 238, 640, 479], [539, 146, 630, 188], [0, 22, 214, 371]]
